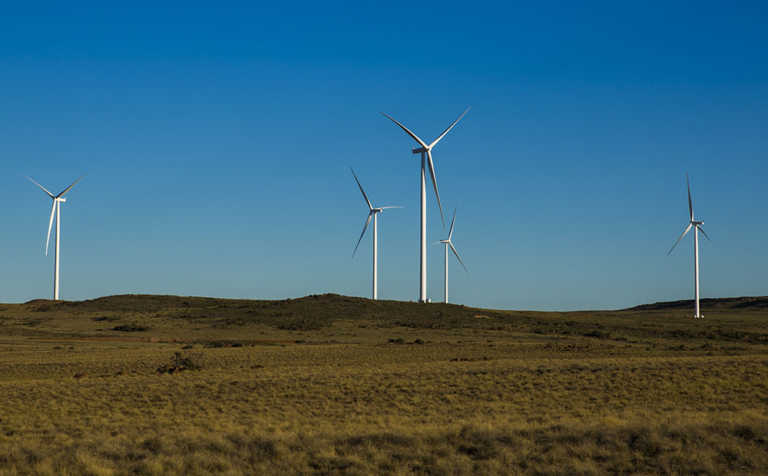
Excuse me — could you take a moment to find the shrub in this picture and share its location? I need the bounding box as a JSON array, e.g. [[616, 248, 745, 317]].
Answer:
[[157, 352, 203, 374], [113, 324, 149, 332]]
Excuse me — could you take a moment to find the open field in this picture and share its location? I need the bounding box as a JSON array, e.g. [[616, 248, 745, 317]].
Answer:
[[0, 294, 766, 475]]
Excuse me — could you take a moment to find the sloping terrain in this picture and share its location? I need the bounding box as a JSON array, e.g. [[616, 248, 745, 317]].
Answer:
[[628, 296, 768, 311], [0, 295, 766, 474], [4, 293, 767, 346]]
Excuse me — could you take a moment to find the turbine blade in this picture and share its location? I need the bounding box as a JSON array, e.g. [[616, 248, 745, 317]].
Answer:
[[350, 168, 373, 211], [27, 177, 55, 198], [427, 150, 445, 226], [380, 112, 429, 150], [45, 200, 56, 256], [57, 175, 84, 198], [667, 223, 693, 255], [686, 173, 693, 221], [448, 209, 457, 240], [429, 106, 470, 148], [352, 212, 373, 257], [698, 226, 711, 241], [450, 242, 468, 272], [380, 206, 403, 210]]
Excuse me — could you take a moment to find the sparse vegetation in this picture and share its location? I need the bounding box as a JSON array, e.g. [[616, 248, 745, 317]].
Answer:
[[112, 324, 149, 332], [0, 294, 765, 474], [156, 351, 203, 374]]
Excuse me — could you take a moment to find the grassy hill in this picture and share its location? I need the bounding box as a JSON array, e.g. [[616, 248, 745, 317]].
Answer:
[[4, 292, 767, 346], [0, 294, 766, 474], [628, 296, 768, 311]]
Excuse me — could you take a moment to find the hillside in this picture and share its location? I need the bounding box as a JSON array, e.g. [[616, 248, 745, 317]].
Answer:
[[628, 296, 768, 311], [1, 293, 766, 346], [0, 293, 766, 474]]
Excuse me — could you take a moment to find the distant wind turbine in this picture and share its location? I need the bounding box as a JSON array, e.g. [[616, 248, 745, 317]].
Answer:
[[351, 168, 401, 300], [438, 209, 468, 304], [28, 176, 83, 301], [667, 174, 710, 319], [381, 107, 470, 303]]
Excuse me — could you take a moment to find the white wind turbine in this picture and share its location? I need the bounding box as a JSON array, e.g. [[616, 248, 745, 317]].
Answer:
[[351, 168, 401, 300], [667, 174, 710, 319], [381, 107, 470, 303], [438, 209, 467, 304], [28, 176, 83, 301]]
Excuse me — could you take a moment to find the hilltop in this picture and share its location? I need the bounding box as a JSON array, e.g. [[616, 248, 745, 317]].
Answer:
[[1, 293, 766, 346], [19, 291, 768, 315]]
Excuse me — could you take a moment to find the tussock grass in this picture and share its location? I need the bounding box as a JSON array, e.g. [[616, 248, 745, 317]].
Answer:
[[0, 294, 765, 473]]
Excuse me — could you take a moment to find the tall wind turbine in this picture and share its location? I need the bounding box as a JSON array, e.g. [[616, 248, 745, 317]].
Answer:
[[381, 107, 470, 303], [28, 176, 83, 301], [351, 168, 401, 300], [667, 174, 710, 319], [438, 209, 468, 304]]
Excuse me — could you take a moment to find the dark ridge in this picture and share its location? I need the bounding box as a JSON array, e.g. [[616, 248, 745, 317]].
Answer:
[[15, 293, 485, 331], [627, 296, 768, 311], [19, 294, 768, 314], [27, 293, 375, 312]]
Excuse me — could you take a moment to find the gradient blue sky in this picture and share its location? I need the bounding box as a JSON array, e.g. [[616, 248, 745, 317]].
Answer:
[[1, 2, 766, 309]]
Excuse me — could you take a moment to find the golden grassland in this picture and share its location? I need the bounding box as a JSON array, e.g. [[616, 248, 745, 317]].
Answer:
[[0, 294, 766, 474]]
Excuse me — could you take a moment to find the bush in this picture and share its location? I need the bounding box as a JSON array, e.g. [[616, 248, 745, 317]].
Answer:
[[113, 324, 149, 332], [157, 352, 203, 374]]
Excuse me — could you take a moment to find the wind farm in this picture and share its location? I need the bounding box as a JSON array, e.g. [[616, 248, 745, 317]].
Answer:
[[1, 110, 764, 476], [1, 3, 767, 475], [0, 118, 762, 474]]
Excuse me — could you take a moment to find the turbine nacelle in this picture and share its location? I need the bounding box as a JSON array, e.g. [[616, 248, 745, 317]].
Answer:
[[382, 107, 470, 229], [441, 209, 468, 273], [350, 168, 402, 259]]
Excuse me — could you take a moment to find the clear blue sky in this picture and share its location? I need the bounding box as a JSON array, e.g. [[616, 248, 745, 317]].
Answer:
[[1, 2, 766, 310]]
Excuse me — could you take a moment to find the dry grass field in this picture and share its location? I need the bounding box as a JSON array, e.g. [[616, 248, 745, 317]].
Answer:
[[0, 294, 766, 475]]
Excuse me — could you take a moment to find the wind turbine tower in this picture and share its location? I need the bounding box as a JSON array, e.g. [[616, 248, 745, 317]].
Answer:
[[382, 107, 470, 303], [28, 176, 83, 301], [351, 168, 401, 300], [667, 174, 710, 319]]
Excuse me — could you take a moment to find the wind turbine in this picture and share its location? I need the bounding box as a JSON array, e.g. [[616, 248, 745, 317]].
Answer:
[[28, 176, 83, 301], [667, 174, 710, 319], [381, 107, 470, 303], [351, 168, 401, 300], [438, 209, 468, 304]]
